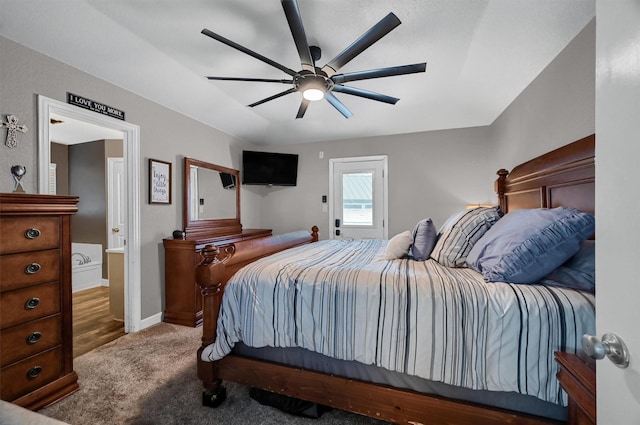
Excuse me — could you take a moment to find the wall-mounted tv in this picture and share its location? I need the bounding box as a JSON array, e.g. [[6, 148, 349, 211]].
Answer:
[[242, 150, 299, 186], [219, 172, 236, 189]]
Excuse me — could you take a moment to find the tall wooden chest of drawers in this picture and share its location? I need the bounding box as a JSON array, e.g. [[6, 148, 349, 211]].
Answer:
[[0, 194, 79, 410]]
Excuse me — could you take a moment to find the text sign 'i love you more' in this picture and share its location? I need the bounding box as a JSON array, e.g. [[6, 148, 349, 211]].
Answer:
[[67, 93, 125, 121]]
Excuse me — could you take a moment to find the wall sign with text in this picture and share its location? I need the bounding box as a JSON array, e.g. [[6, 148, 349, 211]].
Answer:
[[67, 93, 125, 120], [149, 159, 172, 204]]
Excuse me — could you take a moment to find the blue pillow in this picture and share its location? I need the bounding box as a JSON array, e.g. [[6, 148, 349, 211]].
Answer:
[[410, 218, 437, 261], [542, 240, 595, 292], [467, 207, 595, 284]]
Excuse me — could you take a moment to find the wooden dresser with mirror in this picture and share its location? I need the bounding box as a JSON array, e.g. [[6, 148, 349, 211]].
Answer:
[[163, 158, 272, 327]]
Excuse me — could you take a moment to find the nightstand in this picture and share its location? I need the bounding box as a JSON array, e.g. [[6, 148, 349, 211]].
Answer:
[[555, 351, 596, 425]]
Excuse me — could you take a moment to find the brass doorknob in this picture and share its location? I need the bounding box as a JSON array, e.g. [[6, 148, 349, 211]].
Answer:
[[112, 227, 120, 233]]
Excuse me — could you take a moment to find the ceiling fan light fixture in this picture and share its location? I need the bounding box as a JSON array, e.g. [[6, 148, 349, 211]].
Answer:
[[303, 88, 325, 101], [297, 74, 328, 101]]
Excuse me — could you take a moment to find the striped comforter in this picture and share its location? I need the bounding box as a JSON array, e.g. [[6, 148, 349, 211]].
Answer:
[[201, 239, 595, 405]]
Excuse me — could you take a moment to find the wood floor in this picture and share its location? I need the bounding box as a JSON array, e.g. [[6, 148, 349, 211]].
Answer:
[[72, 286, 125, 357]]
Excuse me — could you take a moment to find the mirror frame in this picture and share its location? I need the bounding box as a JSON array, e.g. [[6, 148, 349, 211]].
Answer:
[[183, 157, 241, 238]]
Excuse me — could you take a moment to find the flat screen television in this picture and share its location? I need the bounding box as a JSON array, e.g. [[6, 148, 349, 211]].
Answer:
[[219, 172, 236, 189], [242, 150, 299, 186]]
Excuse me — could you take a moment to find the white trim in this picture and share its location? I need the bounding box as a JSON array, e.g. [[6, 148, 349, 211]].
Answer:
[[329, 155, 389, 240], [139, 312, 163, 330], [38, 95, 141, 333], [72, 280, 103, 293], [48, 163, 57, 194]]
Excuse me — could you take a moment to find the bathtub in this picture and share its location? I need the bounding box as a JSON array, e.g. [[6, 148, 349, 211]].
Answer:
[[71, 243, 104, 293]]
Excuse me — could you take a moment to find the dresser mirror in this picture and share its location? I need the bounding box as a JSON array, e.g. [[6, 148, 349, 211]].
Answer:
[[183, 157, 241, 238]]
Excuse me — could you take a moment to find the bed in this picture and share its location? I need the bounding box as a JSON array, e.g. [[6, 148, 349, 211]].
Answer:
[[195, 134, 596, 425]]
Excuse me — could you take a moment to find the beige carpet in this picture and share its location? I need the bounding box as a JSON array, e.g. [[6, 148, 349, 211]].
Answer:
[[40, 323, 385, 425]]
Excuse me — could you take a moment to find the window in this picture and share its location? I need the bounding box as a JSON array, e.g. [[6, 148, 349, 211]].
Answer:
[[342, 172, 373, 226]]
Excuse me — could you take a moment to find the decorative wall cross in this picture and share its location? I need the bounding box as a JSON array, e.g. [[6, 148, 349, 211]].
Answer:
[[1, 115, 28, 148]]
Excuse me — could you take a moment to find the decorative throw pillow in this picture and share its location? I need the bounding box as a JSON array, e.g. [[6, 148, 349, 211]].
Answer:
[[410, 218, 437, 261], [384, 231, 413, 260], [541, 240, 595, 292], [430, 207, 501, 267], [466, 207, 595, 284]]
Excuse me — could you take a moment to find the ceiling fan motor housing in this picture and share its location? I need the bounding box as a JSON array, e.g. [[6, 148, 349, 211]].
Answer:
[[294, 71, 333, 91], [294, 70, 333, 99]]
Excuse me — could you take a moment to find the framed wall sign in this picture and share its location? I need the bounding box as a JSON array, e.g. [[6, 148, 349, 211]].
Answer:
[[149, 159, 172, 204]]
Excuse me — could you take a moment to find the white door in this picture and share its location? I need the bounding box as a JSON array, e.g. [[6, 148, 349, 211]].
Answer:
[[329, 156, 387, 240], [107, 158, 126, 249], [595, 1, 640, 422]]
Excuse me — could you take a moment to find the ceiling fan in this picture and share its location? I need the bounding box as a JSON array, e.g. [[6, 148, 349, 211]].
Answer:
[[201, 0, 426, 119]]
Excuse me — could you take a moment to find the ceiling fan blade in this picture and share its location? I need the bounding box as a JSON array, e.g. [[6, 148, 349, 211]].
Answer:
[[321, 12, 401, 77], [248, 88, 297, 108], [325, 92, 353, 118], [331, 63, 426, 84], [281, 0, 315, 72], [296, 99, 310, 119], [332, 85, 399, 105], [206, 76, 293, 83], [202, 28, 298, 77]]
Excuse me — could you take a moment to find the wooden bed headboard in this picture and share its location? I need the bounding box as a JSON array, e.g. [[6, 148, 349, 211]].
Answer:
[[496, 134, 595, 214]]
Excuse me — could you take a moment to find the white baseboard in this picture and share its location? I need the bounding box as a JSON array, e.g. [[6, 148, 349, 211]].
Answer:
[[139, 312, 163, 331], [72, 278, 109, 293]]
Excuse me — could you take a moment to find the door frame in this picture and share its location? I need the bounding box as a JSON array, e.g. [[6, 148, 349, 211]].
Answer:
[[328, 155, 388, 240], [38, 95, 142, 333]]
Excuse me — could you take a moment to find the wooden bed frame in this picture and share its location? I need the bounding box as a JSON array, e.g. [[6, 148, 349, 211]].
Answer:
[[195, 134, 595, 425]]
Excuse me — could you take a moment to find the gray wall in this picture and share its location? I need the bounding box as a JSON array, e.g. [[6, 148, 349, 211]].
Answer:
[[69, 140, 108, 278], [489, 19, 596, 166], [53, 139, 123, 278], [0, 16, 595, 322], [254, 125, 496, 240], [0, 36, 262, 320], [50, 143, 69, 194]]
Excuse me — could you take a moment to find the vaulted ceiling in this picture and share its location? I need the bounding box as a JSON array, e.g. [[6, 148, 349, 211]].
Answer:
[[1, 0, 594, 145]]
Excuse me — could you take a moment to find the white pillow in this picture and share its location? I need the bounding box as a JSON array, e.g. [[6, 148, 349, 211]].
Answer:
[[384, 231, 413, 260]]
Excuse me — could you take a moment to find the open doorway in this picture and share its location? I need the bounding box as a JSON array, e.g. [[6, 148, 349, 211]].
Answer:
[[50, 116, 125, 356], [38, 96, 142, 341]]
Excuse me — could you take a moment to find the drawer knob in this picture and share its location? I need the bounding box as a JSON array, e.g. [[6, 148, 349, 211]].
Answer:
[[25, 263, 41, 274], [25, 228, 41, 239], [27, 366, 42, 379], [26, 331, 42, 345], [25, 297, 40, 309]]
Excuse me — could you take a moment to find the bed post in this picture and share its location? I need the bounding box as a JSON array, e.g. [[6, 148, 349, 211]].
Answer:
[[495, 168, 509, 213], [196, 243, 235, 407]]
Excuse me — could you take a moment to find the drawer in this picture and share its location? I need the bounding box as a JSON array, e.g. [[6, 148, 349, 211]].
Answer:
[[0, 250, 60, 292], [1, 314, 62, 367], [0, 347, 63, 402], [0, 216, 59, 255], [0, 283, 61, 329]]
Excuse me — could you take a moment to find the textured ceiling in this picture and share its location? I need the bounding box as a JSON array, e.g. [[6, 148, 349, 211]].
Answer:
[[1, 0, 595, 145]]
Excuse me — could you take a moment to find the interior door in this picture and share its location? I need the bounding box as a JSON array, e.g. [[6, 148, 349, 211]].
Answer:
[[595, 1, 640, 422], [107, 157, 126, 249], [330, 156, 387, 240]]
